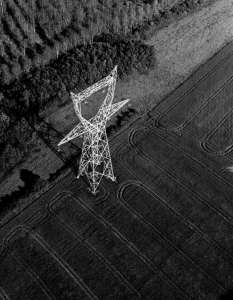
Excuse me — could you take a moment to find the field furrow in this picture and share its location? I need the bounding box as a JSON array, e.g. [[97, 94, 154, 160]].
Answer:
[[64, 187, 190, 300], [49, 192, 185, 299], [23, 212, 137, 300], [0, 246, 49, 300], [118, 180, 233, 290], [5, 228, 92, 300], [185, 76, 233, 137], [123, 127, 233, 254], [70, 185, 223, 299], [201, 112, 233, 154], [48, 193, 144, 300], [11, 250, 56, 300], [141, 126, 233, 219], [0, 286, 10, 300], [153, 48, 233, 130]]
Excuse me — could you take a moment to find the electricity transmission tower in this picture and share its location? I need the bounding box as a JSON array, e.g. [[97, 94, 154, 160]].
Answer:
[[58, 65, 130, 194]]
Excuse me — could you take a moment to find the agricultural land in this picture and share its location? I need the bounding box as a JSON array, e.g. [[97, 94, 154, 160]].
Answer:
[[1, 39, 233, 299], [1, 0, 233, 298]]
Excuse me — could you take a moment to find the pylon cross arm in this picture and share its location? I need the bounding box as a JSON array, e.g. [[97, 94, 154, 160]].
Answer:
[[58, 65, 130, 194], [58, 122, 88, 146], [107, 99, 130, 118]]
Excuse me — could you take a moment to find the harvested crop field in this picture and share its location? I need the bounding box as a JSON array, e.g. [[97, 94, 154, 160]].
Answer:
[[1, 40, 233, 299]]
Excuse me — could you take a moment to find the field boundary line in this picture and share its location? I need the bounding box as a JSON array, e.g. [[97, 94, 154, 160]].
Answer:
[[118, 180, 228, 292], [67, 192, 191, 300], [47, 193, 144, 300]]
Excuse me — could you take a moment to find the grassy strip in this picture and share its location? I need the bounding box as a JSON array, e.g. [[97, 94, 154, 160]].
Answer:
[[0, 33, 155, 178], [0, 106, 138, 223]]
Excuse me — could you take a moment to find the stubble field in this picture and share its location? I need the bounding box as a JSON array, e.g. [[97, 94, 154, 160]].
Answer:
[[1, 39, 233, 299]]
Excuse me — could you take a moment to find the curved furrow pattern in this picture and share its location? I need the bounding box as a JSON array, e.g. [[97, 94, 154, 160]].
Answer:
[[154, 49, 233, 130], [151, 107, 233, 160], [24, 207, 51, 230], [118, 180, 233, 290], [202, 124, 233, 156], [0, 226, 55, 300], [124, 127, 233, 258], [129, 127, 233, 227], [47, 192, 144, 300], [116, 158, 233, 278], [141, 123, 233, 219], [200, 107, 233, 155], [65, 192, 191, 300], [146, 119, 233, 189]]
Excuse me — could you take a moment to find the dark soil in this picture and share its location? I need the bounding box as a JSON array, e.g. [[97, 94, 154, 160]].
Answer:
[[1, 38, 233, 300]]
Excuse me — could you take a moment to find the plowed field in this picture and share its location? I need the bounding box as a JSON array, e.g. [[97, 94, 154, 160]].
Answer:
[[1, 40, 233, 300]]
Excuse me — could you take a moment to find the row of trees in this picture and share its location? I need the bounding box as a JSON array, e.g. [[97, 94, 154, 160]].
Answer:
[[0, 0, 198, 86], [0, 0, 161, 85], [0, 33, 155, 182]]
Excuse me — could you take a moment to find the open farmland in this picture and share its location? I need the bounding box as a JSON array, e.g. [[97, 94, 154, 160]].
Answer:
[[1, 40, 233, 299]]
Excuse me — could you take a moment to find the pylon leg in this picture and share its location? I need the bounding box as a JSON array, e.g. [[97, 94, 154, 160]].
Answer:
[[58, 65, 130, 193]]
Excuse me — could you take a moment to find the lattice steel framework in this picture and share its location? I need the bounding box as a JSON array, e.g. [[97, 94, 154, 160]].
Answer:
[[58, 65, 130, 194]]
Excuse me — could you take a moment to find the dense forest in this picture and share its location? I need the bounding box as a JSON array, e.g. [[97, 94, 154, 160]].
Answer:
[[0, 0, 158, 84], [0, 34, 155, 179], [0, 0, 202, 85]]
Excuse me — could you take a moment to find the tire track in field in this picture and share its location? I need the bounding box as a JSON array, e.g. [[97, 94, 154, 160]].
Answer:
[[153, 107, 233, 158], [163, 75, 233, 132], [65, 192, 191, 300], [129, 126, 233, 227], [116, 157, 233, 270], [118, 180, 229, 292], [146, 119, 233, 193], [124, 126, 233, 263], [200, 108, 233, 155], [10, 251, 56, 300], [4, 226, 99, 300], [47, 193, 144, 300], [0, 287, 10, 300], [154, 49, 233, 129]]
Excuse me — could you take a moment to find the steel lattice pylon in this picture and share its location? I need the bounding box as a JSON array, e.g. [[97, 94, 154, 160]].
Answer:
[[58, 66, 130, 194]]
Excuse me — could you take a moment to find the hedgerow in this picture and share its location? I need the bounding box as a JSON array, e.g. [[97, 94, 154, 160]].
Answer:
[[0, 33, 155, 185]]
